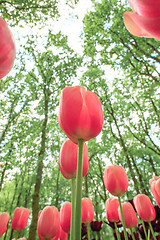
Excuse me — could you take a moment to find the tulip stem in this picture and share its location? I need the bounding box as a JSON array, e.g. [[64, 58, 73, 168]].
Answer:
[[75, 139, 84, 240], [15, 231, 20, 240], [141, 221, 148, 239], [114, 222, 121, 240], [130, 228, 135, 240], [147, 228, 150, 240], [70, 178, 76, 240], [96, 232, 102, 240], [87, 223, 91, 240], [148, 222, 156, 240], [118, 196, 129, 240]]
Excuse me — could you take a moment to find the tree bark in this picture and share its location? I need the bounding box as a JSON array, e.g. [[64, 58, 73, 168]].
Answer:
[[28, 83, 49, 240]]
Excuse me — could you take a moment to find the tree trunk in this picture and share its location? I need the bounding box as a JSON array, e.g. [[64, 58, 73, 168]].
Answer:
[[28, 84, 49, 240], [55, 168, 60, 208]]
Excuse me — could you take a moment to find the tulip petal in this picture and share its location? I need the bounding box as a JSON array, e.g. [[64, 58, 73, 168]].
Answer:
[[0, 18, 16, 79], [128, 0, 160, 18], [151, 181, 160, 208], [123, 12, 152, 38], [124, 12, 160, 40], [85, 91, 104, 140], [58, 86, 85, 140]]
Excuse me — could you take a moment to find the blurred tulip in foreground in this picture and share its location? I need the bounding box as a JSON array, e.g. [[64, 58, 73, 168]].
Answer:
[[58, 86, 104, 143], [0, 212, 9, 237], [60, 201, 71, 234], [37, 206, 59, 239], [123, 0, 160, 40], [59, 139, 89, 179], [12, 207, 29, 231], [0, 17, 16, 79], [81, 198, 94, 224], [118, 202, 137, 229], [105, 198, 119, 222], [134, 194, 156, 222], [104, 164, 128, 197]]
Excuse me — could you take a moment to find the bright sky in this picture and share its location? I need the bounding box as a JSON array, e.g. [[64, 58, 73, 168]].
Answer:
[[12, 0, 93, 55], [56, 0, 93, 53]]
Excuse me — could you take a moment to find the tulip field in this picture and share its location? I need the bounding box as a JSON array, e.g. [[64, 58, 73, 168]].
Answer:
[[0, 0, 160, 239]]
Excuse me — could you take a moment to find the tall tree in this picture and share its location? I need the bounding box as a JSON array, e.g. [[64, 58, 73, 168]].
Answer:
[[22, 31, 82, 239]]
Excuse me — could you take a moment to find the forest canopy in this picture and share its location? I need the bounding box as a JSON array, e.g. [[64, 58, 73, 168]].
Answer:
[[0, 0, 160, 239]]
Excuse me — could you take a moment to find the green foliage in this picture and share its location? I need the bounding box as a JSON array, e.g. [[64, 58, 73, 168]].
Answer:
[[0, 0, 81, 26], [0, 0, 160, 239]]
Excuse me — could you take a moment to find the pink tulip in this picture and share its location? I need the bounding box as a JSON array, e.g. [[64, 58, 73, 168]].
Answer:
[[149, 176, 160, 208], [37, 206, 59, 239], [105, 198, 119, 222], [0, 18, 16, 79], [12, 207, 29, 231], [123, 0, 160, 40], [0, 212, 9, 237], [118, 202, 137, 229], [60, 202, 71, 234], [59, 139, 89, 179], [81, 198, 94, 224], [58, 86, 104, 143], [104, 164, 128, 197], [134, 194, 156, 222]]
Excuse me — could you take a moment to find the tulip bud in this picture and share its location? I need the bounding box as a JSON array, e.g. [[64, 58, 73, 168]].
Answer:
[[0, 212, 9, 237], [37, 206, 59, 239], [105, 198, 119, 222], [81, 198, 94, 224], [104, 164, 128, 197], [90, 221, 103, 232], [134, 194, 156, 222], [60, 202, 71, 234], [0, 18, 16, 79], [58, 86, 104, 143], [149, 176, 160, 208], [12, 207, 29, 231], [59, 139, 89, 179], [118, 202, 137, 229]]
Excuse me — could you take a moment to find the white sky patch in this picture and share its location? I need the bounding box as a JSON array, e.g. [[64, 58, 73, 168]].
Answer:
[[11, 0, 93, 55]]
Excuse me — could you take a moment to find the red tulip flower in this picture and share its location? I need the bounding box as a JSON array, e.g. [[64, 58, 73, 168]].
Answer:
[[0, 212, 9, 237], [105, 198, 119, 222], [0, 18, 16, 79], [104, 164, 128, 197], [118, 202, 137, 229], [12, 207, 29, 231], [59, 139, 89, 179], [81, 198, 94, 224], [123, 0, 160, 40], [58, 86, 104, 143], [134, 194, 156, 222], [149, 176, 160, 208], [60, 202, 71, 234], [37, 206, 59, 239]]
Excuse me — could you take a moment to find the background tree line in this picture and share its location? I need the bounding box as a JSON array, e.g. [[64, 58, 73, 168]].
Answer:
[[0, 0, 159, 239]]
